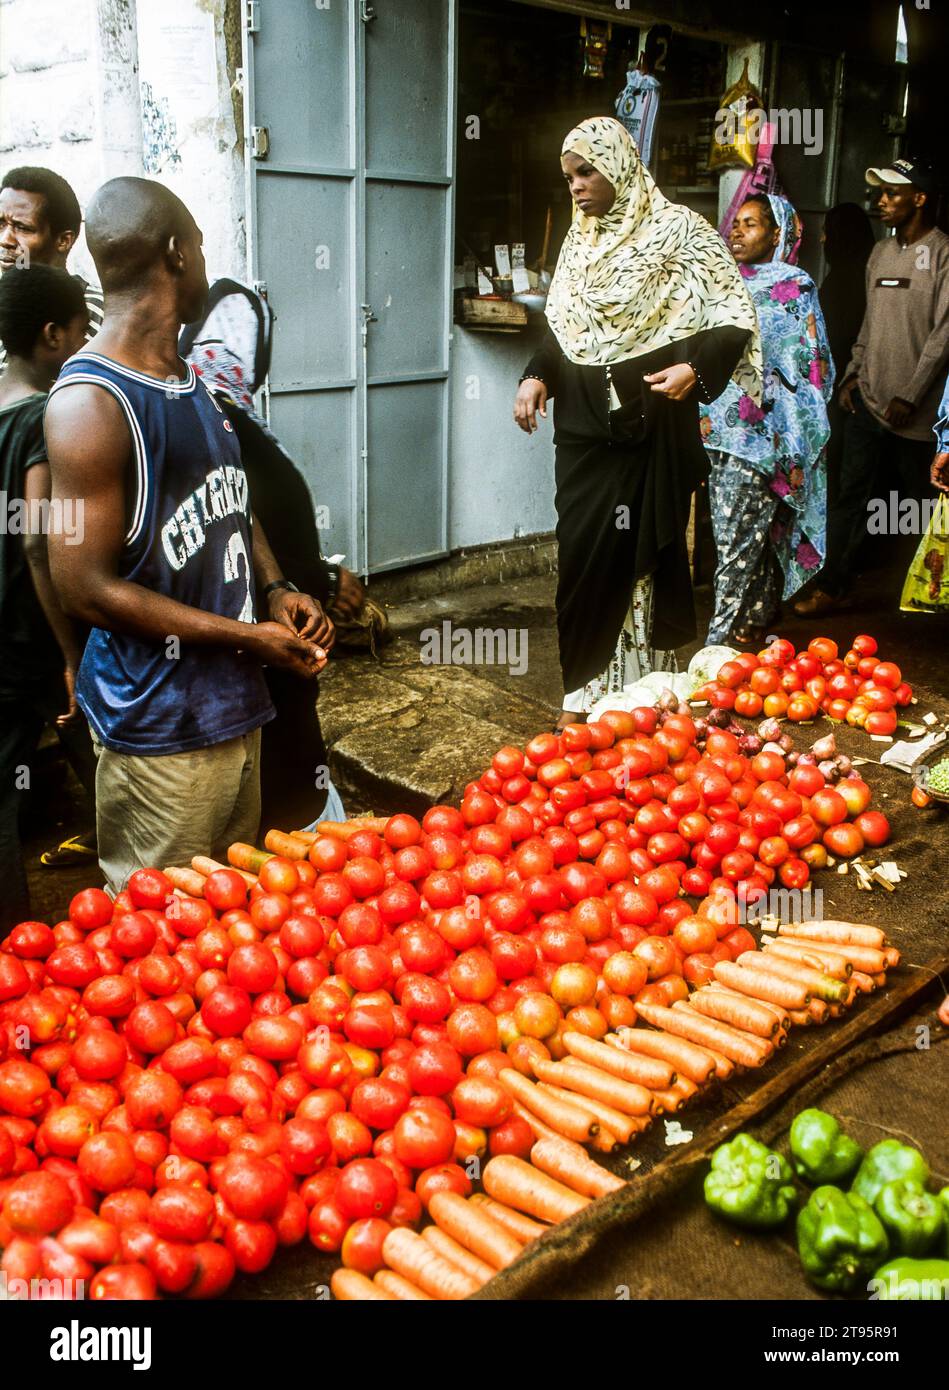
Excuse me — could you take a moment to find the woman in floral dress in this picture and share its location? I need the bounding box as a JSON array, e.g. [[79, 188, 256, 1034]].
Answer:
[[701, 193, 833, 646]]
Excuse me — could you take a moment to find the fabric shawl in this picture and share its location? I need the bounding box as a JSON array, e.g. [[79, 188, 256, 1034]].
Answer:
[[546, 115, 763, 401], [700, 195, 834, 597]]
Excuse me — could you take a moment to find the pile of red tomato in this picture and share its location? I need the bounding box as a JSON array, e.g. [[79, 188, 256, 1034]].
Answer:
[[694, 634, 911, 737], [0, 683, 893, 1300]]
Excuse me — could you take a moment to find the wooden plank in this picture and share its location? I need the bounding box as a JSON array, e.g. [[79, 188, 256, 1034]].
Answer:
[[475, 952, 949, 1299]]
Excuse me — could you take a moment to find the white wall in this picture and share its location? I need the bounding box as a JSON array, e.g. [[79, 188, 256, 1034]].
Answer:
[[135, 0, 244, 283], [449, 321, 558, 550], [0, 0, 243, 287]]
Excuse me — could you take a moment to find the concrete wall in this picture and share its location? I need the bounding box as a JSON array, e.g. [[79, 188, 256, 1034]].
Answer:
[[448, 320, 558, 550], [0, 0, 243, 286], [135, 0, 244, 283]]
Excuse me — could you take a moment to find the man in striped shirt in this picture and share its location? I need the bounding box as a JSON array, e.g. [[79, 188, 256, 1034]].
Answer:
[[0, 167, 104, 373]]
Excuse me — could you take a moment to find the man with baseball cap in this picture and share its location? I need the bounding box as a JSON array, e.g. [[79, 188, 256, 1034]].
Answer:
[[795, 156, 949, 615]]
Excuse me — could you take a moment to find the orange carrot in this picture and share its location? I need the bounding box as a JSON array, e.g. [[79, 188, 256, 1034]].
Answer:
[[644, 1086, 684, 1113], [735, 950, 848, 1004], [483, 1155, 590, 1223], [531, 1056, 653, 1118], [774, 933, 887, 974], [373, 1269, 432, 1300], [529, 1137, 625, 1199], [381, 1227, 479, 1300], [163, 866, 207, 897], [787, 1008, 812, 1027], [708, 982, 790, 1025], [510, 1098, 564, 1145], [428, 1191, 523, 1270], [762, 938, 852, 979], [468, 1194, 547, 1243], [871, 972, 887, 988], [564, 1030, 675, 1089], [331, 1268, 394, 1300], [226, 842, 272, 874], [635, 1001, 772, 1068], [606, 1026, 713, 1085], [778, 920, 885, 948], [316, 817, 390, 842], [883, 947, 900, 970], [712, 960, 811, 1010], [499, 1069, 598, 1143], [263, 829, 310, 860], [289, 829, 318, 844], [850, 970, 877, 994], [687, 988, 784, 1038], [807, 998, 830, 1024], [422, 1224, 497, 1285], [669, 1075, 698, 1104], [537, 1081, 638, 1144], [193, 854, 258, 886]]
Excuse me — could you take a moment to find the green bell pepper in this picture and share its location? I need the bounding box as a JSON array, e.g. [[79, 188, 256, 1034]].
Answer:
[[797, 1185, 890, 1293], [870, 1257, 949, 1300], [789, 1108, 862, 1185], [704, 1132, 797, 1229], [850, 1138, 930, 1206], [873, 1179, 945, 1256]]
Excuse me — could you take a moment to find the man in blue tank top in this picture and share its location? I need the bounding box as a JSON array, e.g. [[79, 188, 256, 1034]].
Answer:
[[44, 178, 334, 893]]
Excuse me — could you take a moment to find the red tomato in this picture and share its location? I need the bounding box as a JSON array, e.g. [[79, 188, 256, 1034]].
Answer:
[[809, 788, 849, 827], [451, 1077, 512, 1128], [393, 1108, 456, 1169], [865, 709, 897, 736], [335, 1158, 398, 1219], [854, 811, 890, 847], [632, 937, 678, 981], [350, 1078, 411, 1131], [871, 661, 901, 690], [341, 1216, 392, 1275], [414, 1163, 472, 1208], [407, 1042, 463, 1097], [308, 1200, 351, 1253], [807, 636, 838, 664], [778, 857, 810, 889]]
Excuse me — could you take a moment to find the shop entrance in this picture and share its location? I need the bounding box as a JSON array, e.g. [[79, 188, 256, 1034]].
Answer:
[[242, 0, 456, 575]]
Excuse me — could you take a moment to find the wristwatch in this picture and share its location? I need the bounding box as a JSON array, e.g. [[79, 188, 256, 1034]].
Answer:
[[263, 579, 299, 597], [323, 563, 341, 601]]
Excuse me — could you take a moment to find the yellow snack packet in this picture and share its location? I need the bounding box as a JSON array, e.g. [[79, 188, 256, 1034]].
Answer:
[[710, 59, 762, 172]]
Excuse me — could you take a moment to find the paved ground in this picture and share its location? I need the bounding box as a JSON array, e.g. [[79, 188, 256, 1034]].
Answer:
[[21, 540, 949, 921]]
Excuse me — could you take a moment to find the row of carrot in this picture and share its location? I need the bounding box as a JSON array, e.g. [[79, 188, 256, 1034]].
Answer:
[[331, 1142, 618, 1300]]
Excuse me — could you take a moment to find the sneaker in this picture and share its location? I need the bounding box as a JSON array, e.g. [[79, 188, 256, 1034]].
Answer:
[[792, 588, 846, 617]]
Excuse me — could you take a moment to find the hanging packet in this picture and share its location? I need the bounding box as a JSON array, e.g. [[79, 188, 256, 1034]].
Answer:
[[900, 494, 949, 613]]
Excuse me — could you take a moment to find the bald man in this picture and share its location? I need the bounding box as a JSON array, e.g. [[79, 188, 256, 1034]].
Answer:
[[44, 177, 334, 893]]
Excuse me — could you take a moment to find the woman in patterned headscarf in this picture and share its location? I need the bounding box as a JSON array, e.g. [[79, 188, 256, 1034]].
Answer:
[[514, 116, 759, 726], [700, 193, 834, 646]]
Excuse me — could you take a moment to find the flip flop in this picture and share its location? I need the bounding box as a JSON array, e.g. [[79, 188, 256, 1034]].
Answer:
[[40, 833, 98, 868]]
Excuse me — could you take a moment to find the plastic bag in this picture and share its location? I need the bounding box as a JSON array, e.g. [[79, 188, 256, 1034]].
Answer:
[[687, 645, 741, 685], [709, 59, 762, 172], [900, 494, 949, 613]]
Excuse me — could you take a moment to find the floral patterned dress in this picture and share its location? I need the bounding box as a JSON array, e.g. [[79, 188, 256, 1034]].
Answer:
[[700, 243, 834, 642]]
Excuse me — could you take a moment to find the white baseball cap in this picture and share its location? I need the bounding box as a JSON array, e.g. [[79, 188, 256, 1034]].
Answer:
[[865, 157, 937, 193]]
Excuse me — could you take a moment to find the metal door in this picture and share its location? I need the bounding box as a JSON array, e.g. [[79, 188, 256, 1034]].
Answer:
[[242, 0, 455, 574]]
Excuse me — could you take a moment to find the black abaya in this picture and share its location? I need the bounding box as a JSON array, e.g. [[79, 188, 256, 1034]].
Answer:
[[522, 327, 750, 694]]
